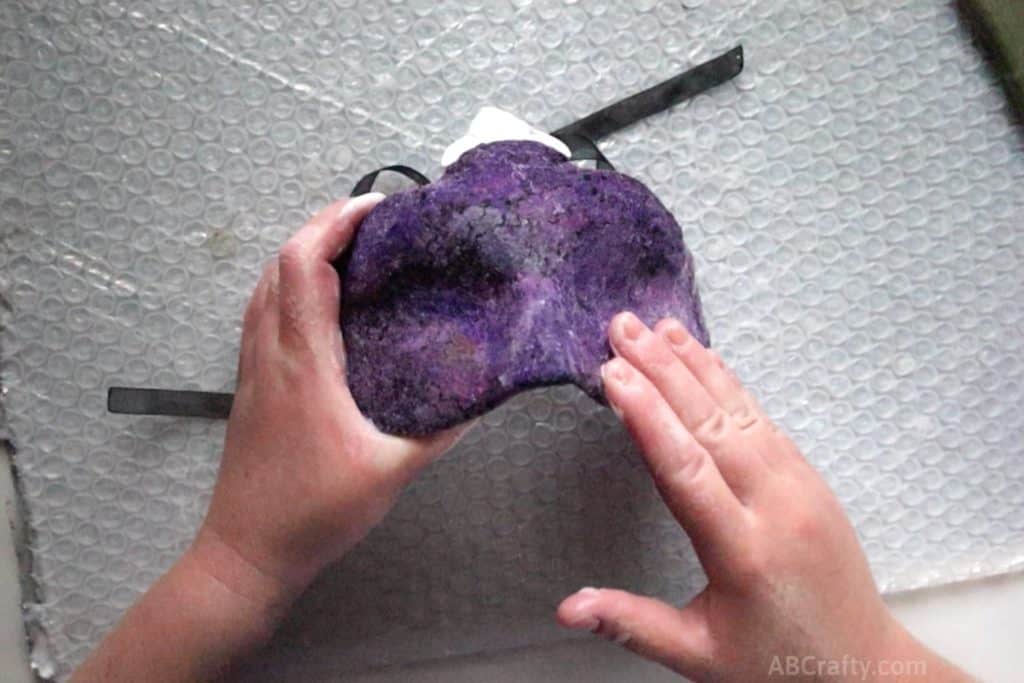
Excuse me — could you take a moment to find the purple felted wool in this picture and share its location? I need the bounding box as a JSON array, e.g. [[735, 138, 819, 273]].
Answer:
[[339, 140, 709, 436]]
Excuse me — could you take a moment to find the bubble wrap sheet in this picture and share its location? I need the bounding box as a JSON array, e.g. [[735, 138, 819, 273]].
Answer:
[[2, 0, 1023, 678]]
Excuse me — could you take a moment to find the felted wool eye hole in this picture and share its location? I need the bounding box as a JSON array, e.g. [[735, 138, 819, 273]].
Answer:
[[108, 46, 745, 434]]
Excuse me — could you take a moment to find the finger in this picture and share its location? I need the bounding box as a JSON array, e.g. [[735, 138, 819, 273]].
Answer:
[[654, 318, 758, 425], [608, 313, 721, 434], [602, 357, 747, 564], [655, 318, 803, 468], [281, 193, 385, 268], [608, 312, 767, 497], [407, 419, 477, 463], [375, 419, 478, 484], [238, 260, 276, 381], [557, 587, 713, 679], [242, 261, 273, 338], [277, 193, 384, 344], [261, 258, 281, 328]]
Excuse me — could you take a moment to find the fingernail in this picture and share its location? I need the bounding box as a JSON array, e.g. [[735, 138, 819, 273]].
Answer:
[[335, 199, 354, 221], [568, 595, 600, 631], [601, 361, 632, 386], [613, 632, 632, 645], [619, 312, 644, 341], [573, 587, 602, 631], [338, 192, 384, 221], [664, 320, 688, 345], [335, 200, 356, 221], [360, 191, 386, 205]]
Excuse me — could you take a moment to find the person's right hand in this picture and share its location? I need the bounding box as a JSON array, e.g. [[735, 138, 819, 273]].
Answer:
[[557, 312, 970, 682], [195, 195, 464, 603]]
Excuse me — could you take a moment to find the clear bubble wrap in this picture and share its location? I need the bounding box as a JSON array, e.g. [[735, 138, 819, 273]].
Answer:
[[1, 0, 1023, 679]]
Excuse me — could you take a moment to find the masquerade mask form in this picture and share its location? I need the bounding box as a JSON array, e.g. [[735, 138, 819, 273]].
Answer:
[[109, 47, 743, 434], [341, 138, 709, 434]]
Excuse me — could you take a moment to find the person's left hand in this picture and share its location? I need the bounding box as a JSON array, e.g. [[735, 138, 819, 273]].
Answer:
[[193, 194, 465, 604]]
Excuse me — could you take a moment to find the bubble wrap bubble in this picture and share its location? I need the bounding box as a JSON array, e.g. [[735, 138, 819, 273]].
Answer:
[[1, 0, 1023, 678]]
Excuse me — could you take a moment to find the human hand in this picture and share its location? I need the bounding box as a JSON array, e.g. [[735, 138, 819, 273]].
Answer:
[[193, 195, 465, 603], [557, 312, 968, 682], [73, 196, 469, 683]]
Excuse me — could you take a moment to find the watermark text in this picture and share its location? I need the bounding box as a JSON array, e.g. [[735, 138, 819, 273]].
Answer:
[[769, 655, 927, 679]]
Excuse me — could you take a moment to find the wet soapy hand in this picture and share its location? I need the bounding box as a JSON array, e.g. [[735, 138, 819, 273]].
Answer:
[[71, 200, 968, 683], [195, 193, 466, 596], [557, 312, 971, 682], [72, 196, 466, 683]]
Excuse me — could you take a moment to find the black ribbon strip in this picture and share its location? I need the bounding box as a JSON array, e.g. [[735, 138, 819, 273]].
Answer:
[[351, 164, 430, 197], [108, 46, 743, 420], [553, 45, 744, 141], [557, 133, 615, 171], [108, 388, 233, 419]]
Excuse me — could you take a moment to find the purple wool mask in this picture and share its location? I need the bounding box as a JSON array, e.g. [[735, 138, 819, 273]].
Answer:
[[339, 139, 709, 436]]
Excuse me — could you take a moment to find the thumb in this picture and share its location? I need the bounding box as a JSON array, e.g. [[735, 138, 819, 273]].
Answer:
[[372, 419, 479, 485], [277, 192, 385, 347], [557, 587, 713, 678]]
